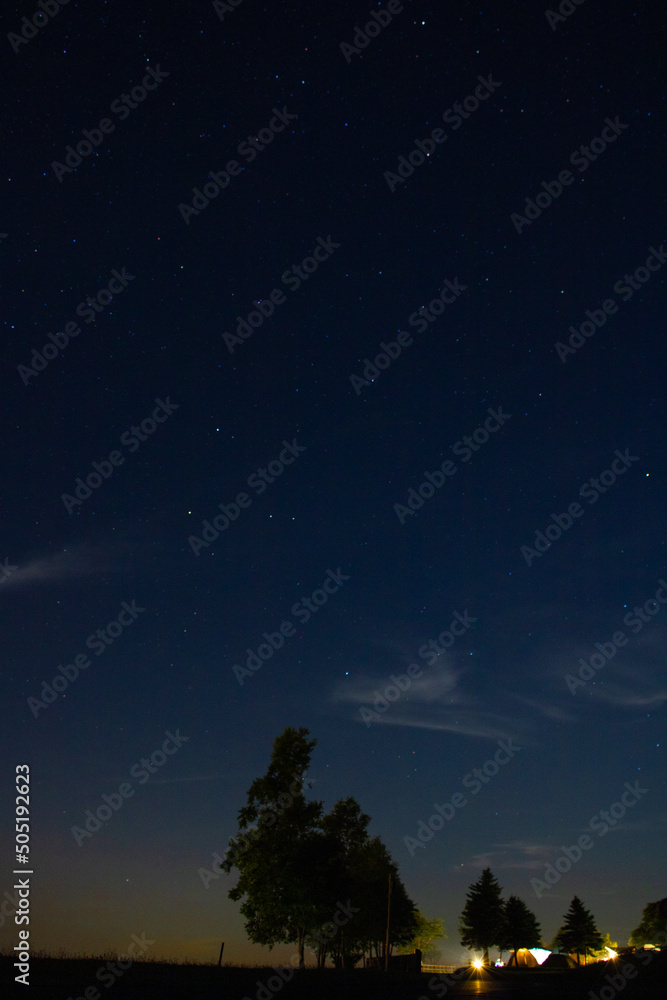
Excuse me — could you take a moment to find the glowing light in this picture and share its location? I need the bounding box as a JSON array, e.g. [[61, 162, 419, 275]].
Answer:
[[472, 958, 484, 969]]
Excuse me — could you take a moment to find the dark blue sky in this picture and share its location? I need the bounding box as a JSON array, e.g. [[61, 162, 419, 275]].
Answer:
[[1, 0, 665, 967]]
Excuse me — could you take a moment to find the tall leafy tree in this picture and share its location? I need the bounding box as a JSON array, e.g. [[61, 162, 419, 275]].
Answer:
[[629, 900, 667, 947], [308, 797, 372, 969], [221, 728, 418, 970], [499, 895, 541, 964], [221, 727, 323, 968], [397, 911, 446, 963], [552, 896, 603, 965], [323, 833, 418, 966], [459, 868, 505, 965]]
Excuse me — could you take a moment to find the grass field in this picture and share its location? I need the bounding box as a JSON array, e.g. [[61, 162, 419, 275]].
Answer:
[[1, 951, 665, 999]]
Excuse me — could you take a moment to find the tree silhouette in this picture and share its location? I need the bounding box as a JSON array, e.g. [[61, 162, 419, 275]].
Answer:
[[221, 727, 417, 969], [552, 896, 603, 965], [629, 900, 667, 947], [349, 837, 418, 965], [220, 727, 324, 968], [499, 895, 541, 964], [459, 868, 504, 965]]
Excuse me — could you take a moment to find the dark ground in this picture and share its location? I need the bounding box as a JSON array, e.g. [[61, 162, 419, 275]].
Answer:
[[2, 953, 666, 1000]]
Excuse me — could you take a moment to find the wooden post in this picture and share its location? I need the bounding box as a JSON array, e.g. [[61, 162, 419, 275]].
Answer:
[[218, 941, 225, 966]]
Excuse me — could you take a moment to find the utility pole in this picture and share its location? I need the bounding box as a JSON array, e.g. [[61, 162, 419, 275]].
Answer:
[[217, 941, 225, 966], [384, 873, 392, 972]]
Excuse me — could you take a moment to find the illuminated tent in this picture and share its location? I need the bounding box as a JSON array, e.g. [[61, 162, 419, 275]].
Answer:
[[506, 948, 539, 967]]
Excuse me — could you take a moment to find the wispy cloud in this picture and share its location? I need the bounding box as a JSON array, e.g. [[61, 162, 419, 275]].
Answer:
[[464, 841, 553, 871], [510, 694, 578, 724], [334, 664, 460, 705], [333, 664, 529, 741], [1, 545, 111, 590]]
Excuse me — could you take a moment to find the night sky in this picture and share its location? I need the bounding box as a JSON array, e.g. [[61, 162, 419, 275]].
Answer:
[[1, 0, 665, 969]]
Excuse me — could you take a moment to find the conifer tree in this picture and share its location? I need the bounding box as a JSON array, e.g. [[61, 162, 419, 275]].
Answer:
[[459, 868, 504, 965], [552, 896, 603, 965]]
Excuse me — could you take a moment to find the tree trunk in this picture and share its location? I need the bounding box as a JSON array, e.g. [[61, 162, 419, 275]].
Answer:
[[297, 927, 305, 969], [483, 946, 490, 965]]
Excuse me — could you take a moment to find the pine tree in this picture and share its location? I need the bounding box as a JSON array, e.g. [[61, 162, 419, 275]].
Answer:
[[499, 895, 541, 964], [459, 868, 505, 965], [552, 896, 603, 965]]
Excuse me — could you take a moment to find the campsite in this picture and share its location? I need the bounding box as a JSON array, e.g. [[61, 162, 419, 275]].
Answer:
[[2, 950, 665, 1000]]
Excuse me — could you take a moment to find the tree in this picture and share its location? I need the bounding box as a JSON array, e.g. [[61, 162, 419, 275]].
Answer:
[[221, 727, 418, 970], [308, 796, 372, 969], [590, 932, 618, 961], [220, 727, 324, 968], [499, 895, 541, 964], [344, 835, 419, 966], [459, 868, 505, 965], [552, 896, 603, 965], [396, 911, 446, 963], [303, 806, 418, 970], [629, 900, 667, 948]]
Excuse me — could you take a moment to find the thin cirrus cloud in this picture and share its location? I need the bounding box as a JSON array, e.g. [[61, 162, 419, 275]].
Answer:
[[0, 544, 113, 590], [333, 665, 531, 741]]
